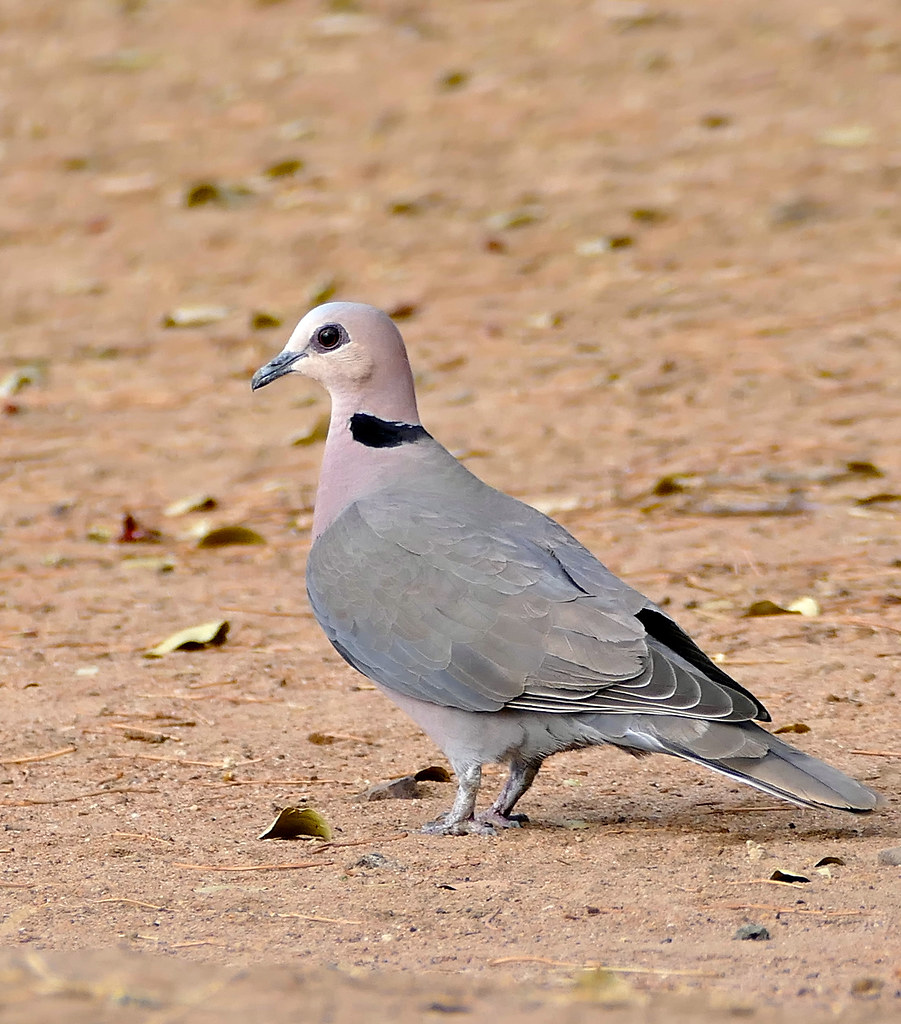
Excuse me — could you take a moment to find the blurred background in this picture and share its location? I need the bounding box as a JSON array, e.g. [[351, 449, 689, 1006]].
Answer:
[[1, 1, 899, 1018]]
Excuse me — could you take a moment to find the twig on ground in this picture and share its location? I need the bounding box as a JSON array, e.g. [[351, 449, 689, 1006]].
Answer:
[[719, 902, 867, 917], [824, 616, 901, 636], [221, 606, 304, 618], [122, 754, 265, 769], [94, 897, 170, 911], [0, 786, 159, 807], [106, 831, 175, 844], [487, 955, 720, 978], [171, 939, 231, 948], [312, 832, 410, 854], [173, 860, 334, 872], [0, 745, 77, 766], [198, 777, 352, 787], [723, 879, 811, 888], [277, 912, 364, 926], [701, 805, 790, 814]]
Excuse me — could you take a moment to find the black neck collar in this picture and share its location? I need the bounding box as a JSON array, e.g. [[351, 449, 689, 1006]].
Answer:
[[349, 413, 429, 449]]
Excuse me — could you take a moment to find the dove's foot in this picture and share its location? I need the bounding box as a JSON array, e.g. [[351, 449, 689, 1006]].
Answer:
[[421, 814, 497, 836], [476, 809, 529, 829]]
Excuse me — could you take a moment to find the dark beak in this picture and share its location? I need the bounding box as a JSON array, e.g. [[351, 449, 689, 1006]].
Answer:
[[251, 350, 305, 391]]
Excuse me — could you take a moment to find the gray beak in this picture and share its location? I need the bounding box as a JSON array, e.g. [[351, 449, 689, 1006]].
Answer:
[[251, 350, 305, 391]]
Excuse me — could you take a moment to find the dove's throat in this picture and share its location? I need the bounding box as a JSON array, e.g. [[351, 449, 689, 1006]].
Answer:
[[312, 397, 429, 537]]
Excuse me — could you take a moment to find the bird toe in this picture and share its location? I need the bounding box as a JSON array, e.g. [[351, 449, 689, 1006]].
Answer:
[[421, 816, 498, 837]]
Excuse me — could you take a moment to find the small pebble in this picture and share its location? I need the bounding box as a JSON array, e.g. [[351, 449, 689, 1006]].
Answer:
[[360, 775, 421, 801], [734, 924, 770, 941], [352, 852, 405, 871], [877, 846, 901, 866], [354, 852, 390, 869]]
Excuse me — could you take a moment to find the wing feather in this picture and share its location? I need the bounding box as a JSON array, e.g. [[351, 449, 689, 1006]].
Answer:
[[306, 480, 766, 723]]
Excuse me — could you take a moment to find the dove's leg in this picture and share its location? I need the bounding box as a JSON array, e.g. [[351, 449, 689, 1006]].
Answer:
[[477, 757, 541, 829], [422, 762, 496, 836]]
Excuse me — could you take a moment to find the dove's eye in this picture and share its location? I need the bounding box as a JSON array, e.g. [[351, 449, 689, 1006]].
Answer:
[[315, 324, 344, 350]]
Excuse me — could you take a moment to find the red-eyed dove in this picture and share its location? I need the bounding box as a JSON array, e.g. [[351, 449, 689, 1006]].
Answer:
[[252, 302, 878, 834]]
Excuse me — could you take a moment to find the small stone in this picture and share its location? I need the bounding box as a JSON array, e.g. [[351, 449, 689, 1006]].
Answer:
[[354, 852, 389, 869], [877, 846, 901, 866], [359, 775, 420, 801], [352, 852, 405, 871], [734, 924, 770, 941]]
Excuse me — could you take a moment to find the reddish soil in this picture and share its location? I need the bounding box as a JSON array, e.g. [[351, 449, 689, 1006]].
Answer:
[[1, 1, 900, 1020]]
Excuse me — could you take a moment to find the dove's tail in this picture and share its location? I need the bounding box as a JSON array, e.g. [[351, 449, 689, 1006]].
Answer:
[[593, 715, 879, 812]]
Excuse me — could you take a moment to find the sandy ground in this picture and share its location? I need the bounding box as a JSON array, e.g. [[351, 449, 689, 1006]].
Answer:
[[2, 0, 901, 1020]]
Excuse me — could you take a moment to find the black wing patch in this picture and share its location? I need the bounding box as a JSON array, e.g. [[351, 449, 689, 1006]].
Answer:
[[635, 607, 771, 722]]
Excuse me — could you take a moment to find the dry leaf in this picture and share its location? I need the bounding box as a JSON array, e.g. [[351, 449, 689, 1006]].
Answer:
[[118, 727, 170, 744], [526, 495, 583, 517], [486, 205, 543, 231], [813, 856, 846, 867], [630, 207, 668, 223], [846, 460, 883, 478], [652, 473, 701, 496], [121, 555, 176, 573], [161, 305, 230, 328], [601, 3, 678, 31], [196, 525, 265, 548], [118, 512, 162, 543], [386, 302, 419, 321], [856, 492, 901, 506], [360, 765, 450, 800], [526, 312, 565, 330], [164, 494, 217, 516], [786, 597, 820, 617], [436, 69, 469, 91], [184, 181, 224, 206], [250, 310, 283, 330], [850, 977, 884, 998], [258, 807, 332, 841], [769, 869, 810, 884], [307, 732, 335, 746], [819, 125, 874, 148], [0, 367, 42, 398], [183, 181, 255, 208], [773, 722, 811, 735], [360, 776, 421, 801], [144, 620, 230, 657], [264, 159, 303, 179], [745, 600, 796, 617]]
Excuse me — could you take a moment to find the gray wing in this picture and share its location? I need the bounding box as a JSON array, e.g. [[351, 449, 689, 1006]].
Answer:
[[306, 487, 767, 723]]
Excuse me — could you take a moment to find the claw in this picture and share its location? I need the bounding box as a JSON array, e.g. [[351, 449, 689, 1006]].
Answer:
[[476, 809, 529, 830], [421, 816, 498, 836]]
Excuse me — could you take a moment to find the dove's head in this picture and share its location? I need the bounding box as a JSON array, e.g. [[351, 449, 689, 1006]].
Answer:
[[251, 301, 420, 423]]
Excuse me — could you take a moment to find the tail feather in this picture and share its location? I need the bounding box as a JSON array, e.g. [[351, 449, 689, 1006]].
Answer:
[[590, 715, 879, 812]]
